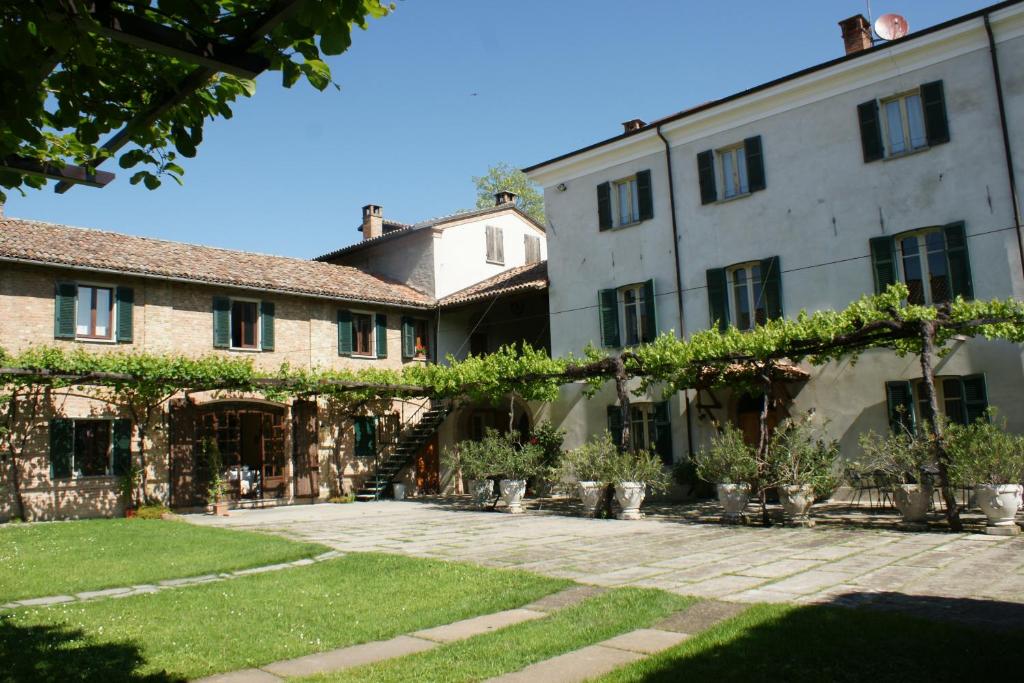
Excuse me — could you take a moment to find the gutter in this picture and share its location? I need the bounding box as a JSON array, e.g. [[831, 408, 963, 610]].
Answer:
[[984, 13, 1024, 281], [656, 124, 694, 458]]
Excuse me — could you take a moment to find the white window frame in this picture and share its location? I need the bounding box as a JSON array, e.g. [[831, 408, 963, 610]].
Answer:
[[912, 377, 964, 425], [485, 225, 505, 265], [69, 418, 115, 479], [612, 175, 640, 227], [229, 297, 261, 352], [716, 144, 748, 199], [75, 283, 116, 343], [896, 229, 950, 306], [619, 283, 648, 347], [726, 262, 766, 331], [880, 90, 928, 158], [628, 404, 656, 453], [350, 310, 377, 359]]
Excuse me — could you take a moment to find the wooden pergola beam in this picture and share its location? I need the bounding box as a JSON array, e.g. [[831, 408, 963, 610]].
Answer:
[[1, 155, 115, 188]]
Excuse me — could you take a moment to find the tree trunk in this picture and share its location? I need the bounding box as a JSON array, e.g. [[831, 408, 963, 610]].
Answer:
[[757, 370, 772, 526], [918, 321, 963, 531], [599, 357, 632, 519], [4, 387, 28, 521]]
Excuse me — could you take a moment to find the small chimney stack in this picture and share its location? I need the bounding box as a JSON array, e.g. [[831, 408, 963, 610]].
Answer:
[[494, 190, 518, 207], [622, 119, 646, 133], [839, 15, 873, 55], [361, 204, 383, 240]]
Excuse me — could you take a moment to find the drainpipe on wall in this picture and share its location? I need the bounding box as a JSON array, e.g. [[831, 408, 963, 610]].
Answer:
[[984, 13, 1024, 282], [656, 124, 694, 458]]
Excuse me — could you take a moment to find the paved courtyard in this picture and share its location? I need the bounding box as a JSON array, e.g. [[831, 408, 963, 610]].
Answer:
[[187, 499, 1024, 629]]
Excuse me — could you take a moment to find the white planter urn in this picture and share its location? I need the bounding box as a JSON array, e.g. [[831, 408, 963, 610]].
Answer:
[[894, 483, 931, 525], [778, 484, 815, 526], [499, 479, 527, 514], [614, 482, 646, 520], [975, 484, 1023, 528], [578, 481, 603, 514], [470, 479, 494, 507], [717, 483, 751, 524]]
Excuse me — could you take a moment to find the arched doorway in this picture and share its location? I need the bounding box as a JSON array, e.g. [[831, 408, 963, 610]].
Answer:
[[196, 401, 288, 502]]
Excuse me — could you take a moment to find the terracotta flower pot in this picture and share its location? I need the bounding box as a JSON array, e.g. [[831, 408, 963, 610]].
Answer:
[[124, 507, 137, 519], [578, 481, 603, 514], [717, 483, 751, 523], [975, 484, 1023, 527], [778, 484, 815, 526], [213, 501, 230, 516], [614, 481, 646, 520], [499, 479, 527, 514]]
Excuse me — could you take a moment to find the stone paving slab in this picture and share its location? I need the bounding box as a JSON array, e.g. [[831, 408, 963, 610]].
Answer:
[[655, 600, 747, 633], [486, 644, 644, 683], [522, 585, 607, 612], [261, 635, 436, 677], [600, 628, 690, 654], [412, 608, 546, 643], [195, 668, 282, 683]]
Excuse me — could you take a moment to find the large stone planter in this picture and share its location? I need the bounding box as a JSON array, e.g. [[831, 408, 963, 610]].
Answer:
[[614, 481, 646, 520], [499, 479, 527, 514], [470, 479, 494, 508], [975, 484, 1022, 535], [717, 483, 751, 524], [778, 484, 815, 527], [578, 481, 603, 514], [894, 483, 930, 527]]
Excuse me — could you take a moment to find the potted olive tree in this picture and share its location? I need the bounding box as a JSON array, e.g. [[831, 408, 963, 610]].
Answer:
[[202, 438, 230, 516], [443, 442, 494, 507], [605, 447, 670, 520], [693, 425, 759, 523], [767, 414, 839, 527], [856, 427, 935, 528], [947, 413, 1024, 535], [119, 465, 142, 518], [560, 432, 616, 514], [490, 431, 545, 514], [528, 421, 566, 497]]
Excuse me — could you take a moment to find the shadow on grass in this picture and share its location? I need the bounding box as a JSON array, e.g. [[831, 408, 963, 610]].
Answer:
[[0, 620, 181, 683], [605, 593, 1024, 683]]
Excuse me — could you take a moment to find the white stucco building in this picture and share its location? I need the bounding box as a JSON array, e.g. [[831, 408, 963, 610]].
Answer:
[[525, 1, 1024, 464]]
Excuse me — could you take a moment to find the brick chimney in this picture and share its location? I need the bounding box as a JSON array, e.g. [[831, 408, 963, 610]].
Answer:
[[494, 190, 518, 207], [361, 204, 383, 240], [839, 15, 873, 55], [622, 118, 646, 133]]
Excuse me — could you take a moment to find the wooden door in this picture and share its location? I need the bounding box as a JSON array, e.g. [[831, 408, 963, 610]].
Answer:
[[292, 400, 320, 498], [416, 435, 440, 494]]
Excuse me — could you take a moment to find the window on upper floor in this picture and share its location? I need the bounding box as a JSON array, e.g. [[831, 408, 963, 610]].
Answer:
[[49, 418, 132, 479], [401, 317, 431, 360], [597, 170, 653, 231], [597, 280, 657, 348], [705, 257, 782, 332], [606, 402, 673, 465], [338, 310, 387, 359], [885, 375, 988, 435], [697, 136, 765, 204], [352, 312, 374, 356], [524, 234, 542, 264], [869, 223, 973, 303], [858, 80, 949, 162], [486, 225, 505, 265], [54, 283, 134, 343], [213, 297, 275, 352]]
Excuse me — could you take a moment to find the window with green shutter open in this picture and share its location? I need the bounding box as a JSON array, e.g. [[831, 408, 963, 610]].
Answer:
[[597, 169, 653, 231], [870, 224, 972, 303], [599, 280, 657, 347], [49, 418, 132, 479], [886, 375, 988, 433], [858, 80, 949, 163]]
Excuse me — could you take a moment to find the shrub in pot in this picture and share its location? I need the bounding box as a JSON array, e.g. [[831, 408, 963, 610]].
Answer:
[[604, 447, 670, 520], [767, 414, 839, 527], [947, 413, 1024, 533], [119, 465, 142, 518], [442, 441, 494, 507], [560, 432, 617, 514], [856, 427, 935, 526], [447, 430, 544, 513], [528, 421, 566, 496], [693, 425, 759, 523], [672, 458, 716, 499], [200, 438, 230, 516]]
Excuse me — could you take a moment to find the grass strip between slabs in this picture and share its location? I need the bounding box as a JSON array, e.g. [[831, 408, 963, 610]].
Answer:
[[302, 587, 695, 683]]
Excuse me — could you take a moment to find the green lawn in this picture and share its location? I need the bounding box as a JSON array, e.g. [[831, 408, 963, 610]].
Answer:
[[307, 588, 693, 683], [2, 553, 570, 681], [599, 602, 1024, 682], [0, 519, 327, 603]]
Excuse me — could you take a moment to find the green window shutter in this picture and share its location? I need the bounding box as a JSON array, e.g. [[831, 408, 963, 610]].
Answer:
[[597, 182, 613, 231], [759, 256, 783, 320], [606, 405, 623, 449], [744, 136, 766, 192], [921, 80, 950, 146], [653, 401, 673, 466], [961, 375, 989, 424], [642, 279, 657, 343], [376, 314, 388, 359], [337, 309, 353, 356], [885, 381, 916, 435], [869, 236, 898, 295], [706, 268, 729, 331], [212, 296, 231, 348], [598, 289, 620, 348], [636, 169, 654, 221], [54, 283, 77, 339], [401, 317, 415, 359], [112, 419, 133, 476], [697, 150, 717, 204], [857, 100, 885, 162], [943, 222, 973, 300], [115, 287, 134, 343], [49, 419, 74, 479], [260, 301, 275, 351]]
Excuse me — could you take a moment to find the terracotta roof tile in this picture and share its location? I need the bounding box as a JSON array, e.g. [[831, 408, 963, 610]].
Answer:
[[0, 217, 433, 308], [439, 261, 548, 307]]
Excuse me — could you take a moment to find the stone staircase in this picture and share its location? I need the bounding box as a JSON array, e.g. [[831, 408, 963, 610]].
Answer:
[[355, 400, 451, 501]]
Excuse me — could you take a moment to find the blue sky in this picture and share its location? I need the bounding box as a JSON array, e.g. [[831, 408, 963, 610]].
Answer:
[[5, 0, 990, 259]]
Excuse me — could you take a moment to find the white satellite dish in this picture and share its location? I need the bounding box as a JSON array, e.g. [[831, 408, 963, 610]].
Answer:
[[875, 13, 909, 41]]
